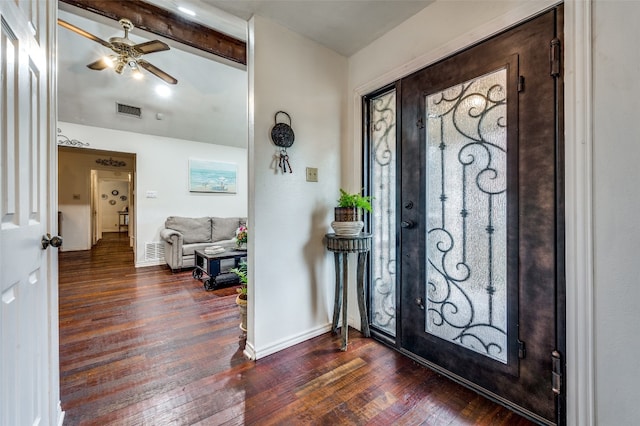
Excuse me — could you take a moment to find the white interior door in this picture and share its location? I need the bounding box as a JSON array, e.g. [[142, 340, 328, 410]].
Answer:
[[0, 1, 59, 425]]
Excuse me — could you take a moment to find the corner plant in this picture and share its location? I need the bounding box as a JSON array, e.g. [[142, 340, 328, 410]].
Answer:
[[337, 188, 373, 212], [230, 261, 247, 299]]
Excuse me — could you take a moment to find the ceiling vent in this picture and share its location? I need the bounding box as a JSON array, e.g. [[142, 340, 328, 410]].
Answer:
[[116, 102, 142, 118]]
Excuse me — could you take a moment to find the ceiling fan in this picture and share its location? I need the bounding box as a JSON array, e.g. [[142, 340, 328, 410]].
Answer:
[[58, 17, 178, 85]]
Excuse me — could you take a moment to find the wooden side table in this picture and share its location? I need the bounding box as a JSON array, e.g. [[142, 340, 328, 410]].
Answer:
[[325, 232, 372, 350], [118, 211, 128, 233]]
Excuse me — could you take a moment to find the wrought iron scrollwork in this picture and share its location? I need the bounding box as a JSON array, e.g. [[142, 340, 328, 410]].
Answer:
[[370, 91, 397, 334], [57, 128, 89, 147], [96, 158, 127, 167], [425, 69, 508, 362]]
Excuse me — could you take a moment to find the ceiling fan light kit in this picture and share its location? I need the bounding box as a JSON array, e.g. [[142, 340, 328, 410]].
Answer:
[[58, 17, 178, 85]]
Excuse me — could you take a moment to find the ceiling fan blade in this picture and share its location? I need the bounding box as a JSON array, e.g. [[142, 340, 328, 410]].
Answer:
[[133, 40, 170, 55], [137, 59, 178, 85], [58, 19, 112, 49], [87, 58, 110, 70]]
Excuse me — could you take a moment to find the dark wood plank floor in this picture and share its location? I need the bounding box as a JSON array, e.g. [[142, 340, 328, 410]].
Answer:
[[59, 232, 535, 425]]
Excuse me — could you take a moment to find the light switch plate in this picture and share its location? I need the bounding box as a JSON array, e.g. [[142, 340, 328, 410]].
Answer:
[[306, 167, 318, 182]]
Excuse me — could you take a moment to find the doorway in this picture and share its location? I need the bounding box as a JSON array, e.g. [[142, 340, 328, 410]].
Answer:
[[366, 6, 565, 425], [93, 171, 132, 242], [58, 146, 136, 256]]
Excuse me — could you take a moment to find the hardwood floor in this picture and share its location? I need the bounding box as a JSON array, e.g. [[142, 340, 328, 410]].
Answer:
[[59, 232, 535, 425]]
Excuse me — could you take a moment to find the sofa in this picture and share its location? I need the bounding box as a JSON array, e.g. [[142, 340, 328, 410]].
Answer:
[[160, 216, 246, 271]]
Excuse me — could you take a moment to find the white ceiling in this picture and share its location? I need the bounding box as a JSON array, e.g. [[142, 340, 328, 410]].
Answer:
[[57, 1, 433, 148], [199, 0, 433, 57]]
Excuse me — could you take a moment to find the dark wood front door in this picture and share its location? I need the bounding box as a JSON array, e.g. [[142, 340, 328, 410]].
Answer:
[[398, 7, 564, 425]]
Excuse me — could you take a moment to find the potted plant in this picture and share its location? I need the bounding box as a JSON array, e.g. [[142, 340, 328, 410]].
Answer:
[[332, 188, 373, 236], [235, 225, 248, 250], [230, 261, 248, 332], [335, 188, 373, 220]]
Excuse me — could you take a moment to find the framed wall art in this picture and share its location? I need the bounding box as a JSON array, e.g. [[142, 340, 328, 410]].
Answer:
[[188, 159, 237, 193]]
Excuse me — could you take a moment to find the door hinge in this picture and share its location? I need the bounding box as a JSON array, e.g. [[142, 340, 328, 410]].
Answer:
[[416, 117, 424, 129], [550, 38, 561, 77], [517, 76, 525, 93], [517, 339, 526, 359], [552, 350, 562, 395]]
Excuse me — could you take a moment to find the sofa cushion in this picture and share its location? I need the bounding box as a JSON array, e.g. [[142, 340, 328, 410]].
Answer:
[[182, 239, 237, 257], [182, 242, 214, 257], [165, 216, 211, 244], [212, 217, 241, 242]]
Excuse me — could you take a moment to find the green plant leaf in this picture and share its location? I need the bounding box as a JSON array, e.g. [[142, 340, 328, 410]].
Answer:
[[337, 188, 373, 212]]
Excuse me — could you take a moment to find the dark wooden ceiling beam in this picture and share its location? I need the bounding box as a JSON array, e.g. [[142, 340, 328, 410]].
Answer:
[[59, 0, 246, 65]]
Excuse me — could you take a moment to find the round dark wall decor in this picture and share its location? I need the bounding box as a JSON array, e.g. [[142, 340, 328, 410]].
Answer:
[[271, 111, 295, 174], [120, 195, 127, 201], [111, 190, 119, 196], [101, 194, 108, 199], [270, 111, 294, 148], [109, 200, 116, 205]]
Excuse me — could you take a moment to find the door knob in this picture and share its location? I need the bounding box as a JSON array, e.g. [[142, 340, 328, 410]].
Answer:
[[401, 220, 414, 229], [42, 233, 63, 249], [415, 297, 425, 310]]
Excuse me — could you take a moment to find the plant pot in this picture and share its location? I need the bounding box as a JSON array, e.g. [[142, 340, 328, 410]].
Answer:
[[334, 207, 362, 222], [331, 221, 364, 236], [333, 207, 364, 236], [236, 294, 247, 332]]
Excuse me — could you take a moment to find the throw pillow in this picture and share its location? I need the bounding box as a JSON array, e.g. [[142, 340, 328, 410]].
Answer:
[[212, 217, 241, 242]]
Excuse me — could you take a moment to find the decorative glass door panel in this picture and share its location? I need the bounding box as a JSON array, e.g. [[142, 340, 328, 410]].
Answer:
[[369, 90, 397, 336], [425, 69, 508, 362]]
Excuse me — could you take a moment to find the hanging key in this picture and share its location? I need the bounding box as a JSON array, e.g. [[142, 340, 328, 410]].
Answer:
[[282, 153, 292, 173]]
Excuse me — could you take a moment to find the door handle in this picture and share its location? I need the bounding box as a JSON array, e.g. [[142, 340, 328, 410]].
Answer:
[[42, 233, 63, 249], [415, 297, 425, 310], [401, 220, 414, 229]]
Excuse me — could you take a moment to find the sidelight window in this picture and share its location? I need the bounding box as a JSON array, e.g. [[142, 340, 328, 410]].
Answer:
[[366, 89, 397, 337]]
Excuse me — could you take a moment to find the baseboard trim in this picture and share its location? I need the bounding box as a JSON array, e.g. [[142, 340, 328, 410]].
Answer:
[[57, 401, 65, 426], [244, 340, 256, 360], [134, 259, 165, 268], [254, 323, 333, 360]]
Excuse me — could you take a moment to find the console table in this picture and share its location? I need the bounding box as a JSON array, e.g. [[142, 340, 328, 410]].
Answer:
[[325, 232, 372, 351]]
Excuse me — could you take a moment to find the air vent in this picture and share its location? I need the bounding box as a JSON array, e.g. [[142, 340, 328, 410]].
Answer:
[[145, 242, 165, 261], [116, 102, 142, 118]]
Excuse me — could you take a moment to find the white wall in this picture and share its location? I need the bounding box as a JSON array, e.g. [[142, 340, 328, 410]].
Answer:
[[248, 15, 347, 358], [58, 122, 248, 266], [98, 179, 129, 232], [592, 1, 640, 424], [349, 0, 534, 90]]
